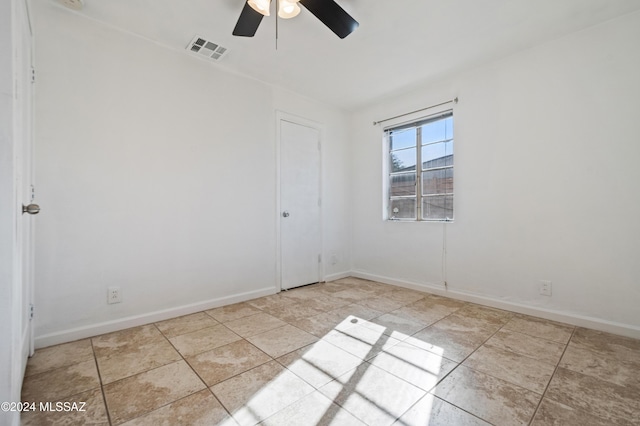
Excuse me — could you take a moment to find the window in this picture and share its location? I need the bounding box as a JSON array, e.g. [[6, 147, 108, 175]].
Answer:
[[387, 111, 454, 221]]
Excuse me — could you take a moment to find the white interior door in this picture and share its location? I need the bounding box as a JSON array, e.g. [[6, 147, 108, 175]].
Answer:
[[16, 0, 36, 361], [280, 119, 321, 290]]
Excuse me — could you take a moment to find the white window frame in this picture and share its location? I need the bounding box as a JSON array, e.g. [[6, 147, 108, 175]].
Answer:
[[384, 110, 454, 222]]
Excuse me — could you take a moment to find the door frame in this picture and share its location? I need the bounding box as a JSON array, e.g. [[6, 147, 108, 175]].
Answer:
[[0, 0, 34, 417], [275, 111, 324, 292], [15, 0, 35, 361]]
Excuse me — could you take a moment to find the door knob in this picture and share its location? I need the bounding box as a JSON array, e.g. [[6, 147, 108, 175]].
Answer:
[[22, 204, 40, 215], [282, 211, 290, 218]]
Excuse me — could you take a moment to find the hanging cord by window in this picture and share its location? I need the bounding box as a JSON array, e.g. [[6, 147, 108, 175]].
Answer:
[[275, 0, 279, 50], [373, 97, 458, 126], [442, 222, 448, 290]]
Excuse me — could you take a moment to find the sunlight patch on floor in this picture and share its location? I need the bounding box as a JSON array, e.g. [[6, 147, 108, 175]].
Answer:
[[234, 314, 445, 425]]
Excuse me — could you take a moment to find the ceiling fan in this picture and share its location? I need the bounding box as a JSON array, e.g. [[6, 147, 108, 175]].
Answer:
[[233, 0, 359, 39]]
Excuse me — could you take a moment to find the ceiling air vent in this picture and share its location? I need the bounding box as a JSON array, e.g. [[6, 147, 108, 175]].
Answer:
[[57, 0, 84, 10], [186, 36, 228, 61]]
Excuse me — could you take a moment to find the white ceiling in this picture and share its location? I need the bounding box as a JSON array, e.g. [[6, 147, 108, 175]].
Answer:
[[51, 0, 640, 110]]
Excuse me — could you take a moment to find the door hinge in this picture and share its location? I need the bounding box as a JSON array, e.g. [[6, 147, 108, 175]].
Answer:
[[318, 254, 322, 263], [31, 67, 35, 83], [29, 304, 34, 320]]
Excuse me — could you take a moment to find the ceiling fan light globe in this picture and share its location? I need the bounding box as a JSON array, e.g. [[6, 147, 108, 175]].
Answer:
[[278, 0, 300, 19], [247, 0, 271, 16]]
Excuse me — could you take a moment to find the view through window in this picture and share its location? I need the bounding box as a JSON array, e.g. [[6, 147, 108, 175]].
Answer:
[[386, 112, 454, 221]]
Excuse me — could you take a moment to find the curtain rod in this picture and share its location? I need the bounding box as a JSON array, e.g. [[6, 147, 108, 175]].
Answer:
[[373, 97, 459, 126]]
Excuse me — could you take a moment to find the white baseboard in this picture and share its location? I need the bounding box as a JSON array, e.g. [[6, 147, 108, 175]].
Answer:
[[351, 270, 640, 340], [35, 271, 640, 348], [323, 271, 352, 282], [34, 286, 278, 349]]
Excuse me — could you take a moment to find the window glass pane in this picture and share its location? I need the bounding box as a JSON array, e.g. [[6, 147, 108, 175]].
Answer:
[[390, 148, 417, 172], [389, 127, 416, 150], [422, 119, 447, 144], [445, 116, 454, 139], [422, 141, 453, 168], [422, 195, 453, 220], [422, 168, 453, 195], [385, 111, 453, 222], [390, 173, 416, 196], [390, 198, 416, 220]]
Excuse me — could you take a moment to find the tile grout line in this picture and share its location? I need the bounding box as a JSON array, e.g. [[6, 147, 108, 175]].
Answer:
[[527, 326, 577, 426], [156, 311, 221, 337], [207, 354, 284, 421], [260, 284, 400, 424], [89, 337, 113, 426], [501, 324, 573, 346], [116, 323, 201, 423], [154, 315, 314, 423], [496, 327, 572, 347], [402, 312, 510, 426], [91, 290, 436, 424], [376, 306, 511, 425], [95, 299, 309, 424], [103, 322, 219, 424], [549, 330, 640, 391], [153, 320, 216, 388], [185, 334, 275, 398], [34, 280, 629, 426], [326, 289, 457, 424], [361, 356, 495, 426], [318, 297, 474, 425], [455, 318, 565, 377], [108, 321, 239, 423]]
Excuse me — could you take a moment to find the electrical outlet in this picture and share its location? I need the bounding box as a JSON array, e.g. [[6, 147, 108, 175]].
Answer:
[[108, 286, 122, 304], [539, 280, 552, 296], [330, 253, 338, 265]]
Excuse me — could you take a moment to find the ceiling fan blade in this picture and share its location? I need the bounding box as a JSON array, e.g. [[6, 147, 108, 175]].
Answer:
[[299, 0, 359, 39], [233, 2, 264, 37]]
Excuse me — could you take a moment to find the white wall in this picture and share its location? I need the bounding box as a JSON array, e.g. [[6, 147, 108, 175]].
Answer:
[[351, 11, 640, 335], [32, 2, 350, 346], [32, 1, 640, 346]]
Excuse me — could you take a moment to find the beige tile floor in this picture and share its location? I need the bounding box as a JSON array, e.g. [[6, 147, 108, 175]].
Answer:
[[20, 277, 640, 425]]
